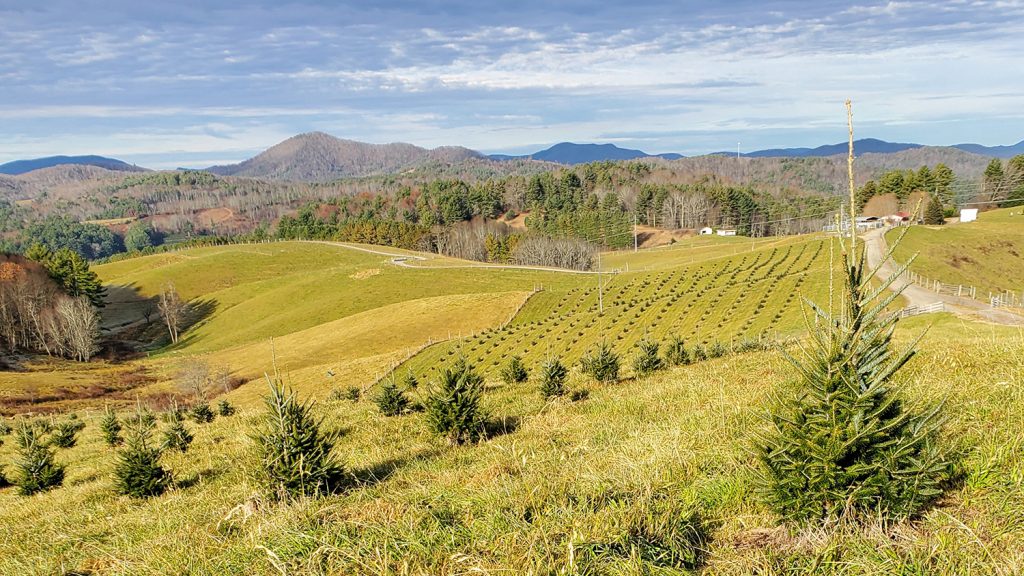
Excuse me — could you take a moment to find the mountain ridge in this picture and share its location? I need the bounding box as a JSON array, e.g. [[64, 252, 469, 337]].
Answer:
[[0, 155, 146, 175]]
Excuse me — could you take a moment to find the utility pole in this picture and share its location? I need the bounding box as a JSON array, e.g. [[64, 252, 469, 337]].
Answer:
[[597, 249, 603, 313]]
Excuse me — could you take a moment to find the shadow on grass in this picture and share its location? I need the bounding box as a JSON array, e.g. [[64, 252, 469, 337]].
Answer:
[[165, 297, 219, 349], [483, 414, 522, 440], [175, 465, 229, 490], [349, 448, 441, 488]]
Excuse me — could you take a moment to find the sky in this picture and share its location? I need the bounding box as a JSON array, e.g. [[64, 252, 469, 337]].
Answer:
[[1, 0, 1023, 169]]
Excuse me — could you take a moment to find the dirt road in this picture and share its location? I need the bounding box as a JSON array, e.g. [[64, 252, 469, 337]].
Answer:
[[861, 228, 1024, 326]]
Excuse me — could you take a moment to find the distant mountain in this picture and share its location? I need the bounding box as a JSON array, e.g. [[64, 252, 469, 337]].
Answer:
[[952, 140, 1024, 159], [0, 155, 145, 175], [489, 142, 683, 165], [735, 138, 923, 158], [492, 138, 1024, 165], [206, 132, 485, 181]]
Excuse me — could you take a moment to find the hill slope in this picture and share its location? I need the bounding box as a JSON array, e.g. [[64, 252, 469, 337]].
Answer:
[[206, 132, 483, 181], [0, 155, 145, 175], [1, 236, 1021, 573]]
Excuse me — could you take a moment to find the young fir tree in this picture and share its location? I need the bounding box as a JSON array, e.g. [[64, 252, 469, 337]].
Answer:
[[375, 378, 410, 416], [217, 399, 236, 417], [581, 341, 620, 383], [924, 195, 945, 225], [251, 377, 344, 501], [13, 422, 65, 495], [100, 407, 122, 447], [190, 401, 215, 424], [664, 335, 691, 366], [632, 338, 664, 377], [114, 410, 171, 498], [162, 409, 194, 453], [0, 465, 9, 489], [425, 357, 487, 445], [500, 355, 529, 385], [756, 187, 951, 526], [538, 356, 568, 399], [403, 371, 419, 389], [49, 419, 85, 449]]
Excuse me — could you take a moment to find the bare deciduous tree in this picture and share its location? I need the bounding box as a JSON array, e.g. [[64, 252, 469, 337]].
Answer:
[[54, 296, 100, 362], [178, 358, 210, 400], [158, 283, 186, 344]]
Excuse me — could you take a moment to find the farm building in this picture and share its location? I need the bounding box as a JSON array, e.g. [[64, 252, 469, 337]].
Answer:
[[699, 227, 714, 235], [716, 229, 737, 236], [960, 208, 978, 223]]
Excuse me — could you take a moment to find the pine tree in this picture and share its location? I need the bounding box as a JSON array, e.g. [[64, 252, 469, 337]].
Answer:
[[375, 378, 410, 416], [162, 410, 194, 453], [924, 195, 945, 225], [251, 377, 344, 501], [632, 339, 664, 377], [581, 341, 620, 383], [403, 371, 419, 389], [190, 401, 215, 424], [425, 357, 487, 445], [0, 465, 10, 489], [114, 410, 171, 498], [664, 335, 691, 366], [217, 399, 236, 417], [13, 422, 65, 495], [49, 419, 85, 449], [755, 245, 951, 526], [500, 355, 529, 385], [0, 418, 12, 437], [539, 356, 568, 399]]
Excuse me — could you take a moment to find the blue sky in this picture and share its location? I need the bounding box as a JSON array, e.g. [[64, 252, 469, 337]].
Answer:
[[1, 0, 1022, 168]]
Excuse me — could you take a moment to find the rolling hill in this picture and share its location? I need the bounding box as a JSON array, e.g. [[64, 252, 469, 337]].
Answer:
[[2, 232, 1023, 574], [0, 155, 145, 175], [206, 132, 485, 181]]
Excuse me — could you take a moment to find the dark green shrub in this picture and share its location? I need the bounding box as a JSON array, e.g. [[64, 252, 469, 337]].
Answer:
[[162, 411, 194, 453], [500, 355, 529, 385], [217, 399, 235, 417], [190, 401, 215, 424], [100, 407, 122, 447], [425, 357, 486, 445], [375, 379, 410, 416], [664, 336, 691, 366], [114, 411, 171, 498], [539, 356, 568, 399], [0, 419, 11, 436], [632, 339, 664, 377], [0, 465, 9, 489], [49, 419, 86, 449], [251, 377, 344, 501], [581, 341, 620, 383], [755, 248, 951, 526], [13, 422, 65, 495]]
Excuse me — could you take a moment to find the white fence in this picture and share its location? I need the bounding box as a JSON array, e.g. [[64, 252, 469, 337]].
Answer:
[[897, 301, 945, 318], [991, 291, 1023, 308], [902, 269, 977, 299]]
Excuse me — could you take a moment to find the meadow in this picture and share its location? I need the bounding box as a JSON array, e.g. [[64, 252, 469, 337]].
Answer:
[[886, 207, 1024, 297], [0, 231, 1022, 574]]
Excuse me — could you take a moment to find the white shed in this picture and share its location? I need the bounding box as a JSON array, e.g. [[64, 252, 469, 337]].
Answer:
[[960, 208, 978, 223], [699, 227, 714, 235]]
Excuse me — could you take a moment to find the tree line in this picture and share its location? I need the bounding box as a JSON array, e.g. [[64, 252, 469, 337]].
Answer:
[[0, 251, 103, 362]]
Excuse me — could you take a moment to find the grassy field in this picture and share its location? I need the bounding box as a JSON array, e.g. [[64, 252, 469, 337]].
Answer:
[[2, 234, 1022, 573], [1, 315, 1021, 574], [886, 207, 1024, 297], [397, 239, 831, 383]]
